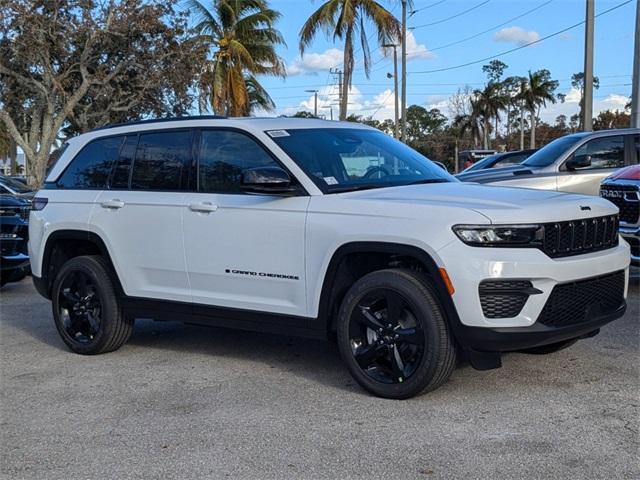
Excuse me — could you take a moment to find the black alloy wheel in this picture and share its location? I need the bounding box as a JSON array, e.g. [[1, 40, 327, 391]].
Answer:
[[337, 269, 457, 399], [348, 289, 424, 384], [52, 255, 133, 355], [58, 270, 102, 344]]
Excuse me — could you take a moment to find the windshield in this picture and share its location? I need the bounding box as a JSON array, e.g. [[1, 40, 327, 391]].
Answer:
[[523, 135, 585, 167], [0, 176, 31, 193], [269, 128, 456, 192], [463, 154, 500, 172]]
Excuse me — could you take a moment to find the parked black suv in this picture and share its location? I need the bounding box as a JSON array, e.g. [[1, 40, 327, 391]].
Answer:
[[0, 194, 30, 287]]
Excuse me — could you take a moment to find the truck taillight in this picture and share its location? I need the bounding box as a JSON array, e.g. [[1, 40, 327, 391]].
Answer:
[[32, 197, 48, 211]]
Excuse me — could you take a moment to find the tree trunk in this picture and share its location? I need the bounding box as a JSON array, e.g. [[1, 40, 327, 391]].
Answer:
[[483, 119, 489, 149], [506, 107, 511, 150], [340, 31, 353, 121], [530, 110, 536, 149], [9, 138, 17, 175], [519, 105, 525, 150]]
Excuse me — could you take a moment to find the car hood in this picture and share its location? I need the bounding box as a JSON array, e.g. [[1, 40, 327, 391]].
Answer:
[[455, 164, 540, 183], [337, 182, 617, 224]]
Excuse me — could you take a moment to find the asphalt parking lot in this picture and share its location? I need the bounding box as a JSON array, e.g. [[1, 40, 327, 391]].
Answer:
[[1, 271, 638, 480]]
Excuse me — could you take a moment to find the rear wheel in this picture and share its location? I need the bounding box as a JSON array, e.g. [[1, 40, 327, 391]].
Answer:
[[337, 269, 456, 399], [52, 255, 133, 355]]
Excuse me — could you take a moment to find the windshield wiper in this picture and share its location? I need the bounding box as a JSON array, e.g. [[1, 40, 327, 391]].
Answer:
[[405, 178, 450, 186], [327, 184, 386, 193]]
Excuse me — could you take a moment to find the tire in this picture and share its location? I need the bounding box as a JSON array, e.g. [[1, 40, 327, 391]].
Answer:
[[518, 338, 578, 355], [52, 255, 133, 355], [336, 269, 457, 399]]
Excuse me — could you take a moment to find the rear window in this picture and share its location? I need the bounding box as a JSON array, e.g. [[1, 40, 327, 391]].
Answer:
[[57, 136, 124, 189]]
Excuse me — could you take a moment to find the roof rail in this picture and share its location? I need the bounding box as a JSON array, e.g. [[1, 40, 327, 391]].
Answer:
[[90, 115, 227, 132]]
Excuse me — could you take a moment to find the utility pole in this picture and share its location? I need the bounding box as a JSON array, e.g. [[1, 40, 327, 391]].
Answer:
[[631, 0, 640, 128], [383, 43, 399, 138], [400, 0, 408, 142], [305, 89, 319, 117], [583, 0, 595, 131], [330, 67, 343, 119]]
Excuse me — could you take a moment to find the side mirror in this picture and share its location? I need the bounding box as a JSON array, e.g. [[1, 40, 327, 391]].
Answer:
[[566, 154, 592, 170], [240, 166, 297, 194]]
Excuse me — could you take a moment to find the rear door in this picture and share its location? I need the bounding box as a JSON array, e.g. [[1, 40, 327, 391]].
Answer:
[[182, 129, 309, 316], [557, 135, 626, 195], [89, 129, 192, 303]]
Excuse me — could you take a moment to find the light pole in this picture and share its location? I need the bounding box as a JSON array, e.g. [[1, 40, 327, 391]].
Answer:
[[322, 106, 333, 121], [583, 0, 595, 131], [401, 0, 408, 142], [305, 89, 319, 117], [631, 0, 640, 128], [382, 43, 400, 138]]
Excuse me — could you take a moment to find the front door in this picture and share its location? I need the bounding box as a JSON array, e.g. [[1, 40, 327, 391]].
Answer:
[[182, 129, 309, 317]]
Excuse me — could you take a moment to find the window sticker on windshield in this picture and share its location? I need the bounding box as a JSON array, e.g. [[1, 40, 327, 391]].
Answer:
[[324, 176, 338, 185], [267, 130, 290, 138]]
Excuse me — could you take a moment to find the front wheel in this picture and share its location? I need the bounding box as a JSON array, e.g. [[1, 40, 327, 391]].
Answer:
[[337, 269, 457, 399], [52, 255, 133, 355]]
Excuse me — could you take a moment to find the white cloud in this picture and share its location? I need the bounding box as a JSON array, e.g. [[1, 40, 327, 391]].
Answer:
[[494, 26, 540, 46], [538, 87, 631, 123], [287, 48, 343, 76], [381, 31, 435, 61]]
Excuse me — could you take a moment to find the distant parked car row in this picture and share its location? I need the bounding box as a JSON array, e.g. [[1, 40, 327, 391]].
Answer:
[[0, 175, 33, 287]]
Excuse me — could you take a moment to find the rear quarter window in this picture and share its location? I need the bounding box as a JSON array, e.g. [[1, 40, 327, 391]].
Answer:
[[57, 136, 124, 189]]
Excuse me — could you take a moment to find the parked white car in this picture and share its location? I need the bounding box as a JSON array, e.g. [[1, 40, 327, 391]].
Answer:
[[458, 129, 640, 196], [29, 117, 630, 398]]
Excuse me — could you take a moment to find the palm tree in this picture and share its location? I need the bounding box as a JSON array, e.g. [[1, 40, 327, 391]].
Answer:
[[453, 97, 484, 149], [520, 69, 559, 148], [299, 0, 401, 120], [474, 82, 507, 149], [189, 0, 286, 116]]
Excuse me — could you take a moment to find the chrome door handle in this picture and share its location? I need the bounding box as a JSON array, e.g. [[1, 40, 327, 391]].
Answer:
[[189, 202, 218, 213], [100, 199, 124, 209]]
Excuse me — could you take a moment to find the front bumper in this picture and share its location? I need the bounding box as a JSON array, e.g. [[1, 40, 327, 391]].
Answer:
[[437, 239, 630, 329], [620, 225, 639, 266]]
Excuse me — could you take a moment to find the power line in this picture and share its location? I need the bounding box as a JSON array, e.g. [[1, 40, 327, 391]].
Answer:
[[409, 0, 447, 16], [410, 0, 491, 30], [428, 0, 554, 52], [409, 0, 634, 74]]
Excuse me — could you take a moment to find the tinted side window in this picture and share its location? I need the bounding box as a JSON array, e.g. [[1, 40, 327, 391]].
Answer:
[[634, 135, 639, 164], [198, 130, 280, 193], [110, 135, 137, 189], [131, 131, 192, 191], [58, 136, 123, 189], [572, 136, 625, 170]]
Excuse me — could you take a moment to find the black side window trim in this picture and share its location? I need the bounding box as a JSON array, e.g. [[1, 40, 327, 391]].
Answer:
[[193, 127, 309, 196]]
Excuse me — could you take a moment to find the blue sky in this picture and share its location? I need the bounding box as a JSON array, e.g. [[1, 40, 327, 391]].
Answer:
[[257, 0, 636, 122]]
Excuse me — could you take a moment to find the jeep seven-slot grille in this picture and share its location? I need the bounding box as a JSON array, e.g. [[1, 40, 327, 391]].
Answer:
[[542, 215, 618, 258], [479, 280, 534, 319], [600, 185, 640, 225], [537, 270, 625, 327]]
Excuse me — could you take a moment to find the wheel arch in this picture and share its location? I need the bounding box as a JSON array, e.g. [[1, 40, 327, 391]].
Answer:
[[36, 229, 123, 299], [316, 242, 463, 338]]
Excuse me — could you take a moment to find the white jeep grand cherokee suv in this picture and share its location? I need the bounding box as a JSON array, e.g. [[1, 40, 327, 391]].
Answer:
[[29, 117, 630, 399]]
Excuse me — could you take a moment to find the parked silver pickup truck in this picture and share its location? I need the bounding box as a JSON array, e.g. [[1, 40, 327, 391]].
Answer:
[[457, 129, 640, 196]]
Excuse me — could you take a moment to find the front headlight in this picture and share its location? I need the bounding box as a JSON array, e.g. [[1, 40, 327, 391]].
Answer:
[[452, 224, 543, 247]]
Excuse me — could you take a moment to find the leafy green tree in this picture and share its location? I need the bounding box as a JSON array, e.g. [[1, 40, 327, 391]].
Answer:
[[299, 0, 401, 120], [404, 105, 447, 142], [474, 82, 508, 149], [571, 72, 600, 129], [190, 0, 286, 116], [0, 0, 205, 185], [520, 69, 559, 148], [482, 60, 508, 83], [453, 97, 484, 149]]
